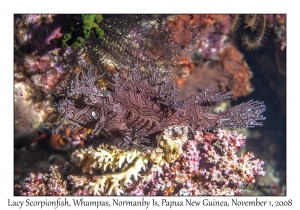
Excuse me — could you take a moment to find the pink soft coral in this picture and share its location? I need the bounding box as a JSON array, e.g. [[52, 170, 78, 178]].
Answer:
[[126, 129, 264, 196]]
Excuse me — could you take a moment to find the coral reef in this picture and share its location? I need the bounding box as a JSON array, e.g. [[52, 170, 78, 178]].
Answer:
[[14, 14, 72, 93], [14, 15, 75, 146], [179, 43, 253, 99], [166, 15, 216, 49], [14, 14, 285, 196], [15, 165, 68, 196], [15, 127, 265, 196], [127, 129, 264, 196], [167, 15, 232, 86], [70, 145, 148, 195], [165, 15, 253, 99], [68, 126, 188, 195]]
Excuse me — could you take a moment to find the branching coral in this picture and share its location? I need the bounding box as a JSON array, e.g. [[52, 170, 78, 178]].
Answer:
[[70, 145, 149, 195], [127, 129, 265, 196], [194, 130, 265, 195], [69, 126, 188, 195], [15, 127, 265, 196], [72, 145, 145, 175]]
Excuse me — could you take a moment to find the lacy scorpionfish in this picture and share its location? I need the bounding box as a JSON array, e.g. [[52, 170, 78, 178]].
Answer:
[[48, 60, 266, 151]]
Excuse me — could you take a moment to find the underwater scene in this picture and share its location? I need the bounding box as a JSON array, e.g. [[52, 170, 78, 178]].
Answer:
[[14, 14, 286, 196]]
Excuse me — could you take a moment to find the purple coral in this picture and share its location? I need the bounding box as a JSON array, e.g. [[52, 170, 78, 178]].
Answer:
[[126, 129, 264, 196], [198, 19, 231, 60], [15, 129, 265, 196], [15, 165, 68, 196], [198, 33, 228, 60]]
